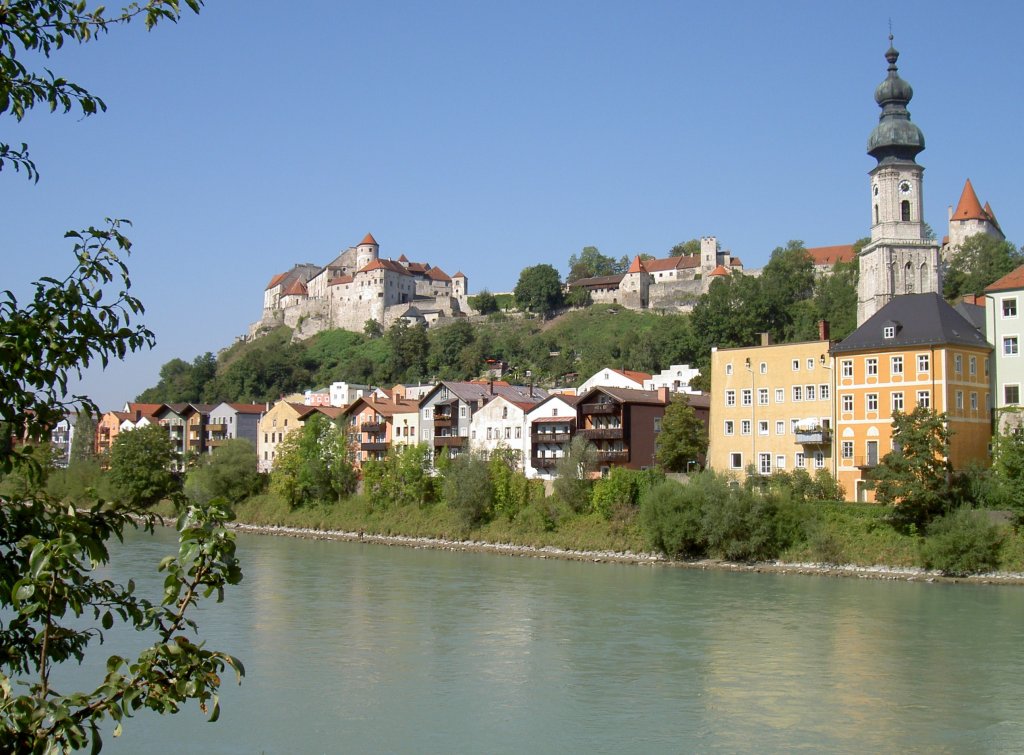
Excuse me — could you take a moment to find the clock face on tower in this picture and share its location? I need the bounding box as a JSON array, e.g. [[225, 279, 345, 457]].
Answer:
[[899, 180, 912, 195]]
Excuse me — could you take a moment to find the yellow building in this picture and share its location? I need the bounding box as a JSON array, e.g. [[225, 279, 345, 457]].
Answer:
[[709, 333, 834, 479], [831, 293, 992, 502]]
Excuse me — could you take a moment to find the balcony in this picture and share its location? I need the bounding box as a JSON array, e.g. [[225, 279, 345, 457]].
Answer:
[[855, 455, 878, 469], [206, 423, 226, 434], [794, 428, 831, 445], [432, 415, 454, 427], [361, 441, 389, 452], [594, 450, 629, 463], [530, 457, 558, 469], [580, 402, 617, 415], [434, 436, 466, 448], [361, 421, 383, 433], [580, 427, 623, 440], [531, 431, 572, 444]]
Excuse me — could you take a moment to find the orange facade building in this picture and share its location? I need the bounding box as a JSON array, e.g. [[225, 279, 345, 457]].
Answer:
[[831, 294, 991, 501]]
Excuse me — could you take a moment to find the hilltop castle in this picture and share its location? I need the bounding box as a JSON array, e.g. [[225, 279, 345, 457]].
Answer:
[[250, 233, 469, 339]]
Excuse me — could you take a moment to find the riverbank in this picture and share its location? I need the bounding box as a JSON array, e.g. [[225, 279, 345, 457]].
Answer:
[[226, 520, 1024, 586]]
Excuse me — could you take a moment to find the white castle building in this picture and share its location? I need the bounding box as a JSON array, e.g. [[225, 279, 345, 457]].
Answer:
[[250, 233, 469, 339]]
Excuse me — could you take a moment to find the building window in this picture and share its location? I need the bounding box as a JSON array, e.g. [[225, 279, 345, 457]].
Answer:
[[917, 390, 930, 409], [758, 388, 769, 405], [724, 420, 735, 435], [776, 420, 785, 435], [970, 392, 978, 411], [842, 441, 854, 459], [819, 384, 830, 400], [776, 455, 786, 471], [725, 390, 736, 407], [730, 452, 743, 469], [759, 453, 772, 475], [867, 394, 878, 412], [1005, 385, 1020, 405], [917, 353, 930, 372], [760, 362, 767, 374], [775, 388, 785, 403], [891, 356, 903, 375], [807, 358, 815, 371], [792, 359, 800, 371], [892, 392, 904, 412], [866, 358, 878, 377], [883, 325, 895, 339], [505, 427, 511, 439], [741, 389, 752, 406], [956, 391, 964, 410], [654, 418, 662, 433], [954, 354, 962, 374], [461, 406, 468, 418], [740, 420, 751, 435], [790, 419, 800, 433], [726, 363, 733, 376], [792, 386, 803, 402], [841, 394, 853, 412], [795, 452, 806, 468], [841, 360, 853, 378], [1005, 337, 1019, 356], [814, 451, 825, 469], [1003, 298, 1018, 318], [901, 199, 911, 221], [758, 420, 769, 435], [805, 385, 816, 401]]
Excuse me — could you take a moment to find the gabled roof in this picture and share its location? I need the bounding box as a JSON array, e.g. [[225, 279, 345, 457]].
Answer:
[[406, 261, 431, 274], [358, 258, 412, 276], [282, 279, 308, 297], [709, 265, 729, 276], [645, 256, 698, 272], [568, 274, 624, 289], [729, 257, 743, 267], [426, 267, 451, 282], [985, 263, 1024, 294], [359, 233, 378, 246], [577, 386, 668, 406], [527, 393, 582, 418], [265, 272, 288, 290], [453, 271, 466, 278], [951, 179, 987, 222], [228, 403, 267, 414], [610, 368, 653, 384], [328, 274, 354, 286], [984, 202, 1002, 232], [807, 245, 855, 266], [427, 380, 548, 406], [398, 253, 409, 262], [831, 293, 990, 353]]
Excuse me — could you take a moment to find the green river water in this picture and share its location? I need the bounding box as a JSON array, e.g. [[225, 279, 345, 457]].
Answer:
[[66, 526, 1024, 753]]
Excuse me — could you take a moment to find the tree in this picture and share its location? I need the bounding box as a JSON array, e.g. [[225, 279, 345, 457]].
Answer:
[[669, 239, 701, 257], [1, 5, 244, 749], [813, 257, 859, 341], [363, 319, 383, 339], [385, 320, 429, 382], [655, 395, 709, 472], [70, 410, 98, 463], [991, 424, 1024, 523], [943, 234, 1023, 300], [185, 439, 262, 505], [362, 444, 435, 509], [0, 247, 242, 751], [566, 285, 592, 308], [514, 264, 564, 319], [108, 424, 180, 508], [443, 452, 494, 529], [1, 0, 202, 182], [270, 415, 354, 507], [566, 246, 624, 283], [469, 289, 499, 315], [553, 436, 595, 513], [872, 407, 953, 530], [428, 319, 476, 379]]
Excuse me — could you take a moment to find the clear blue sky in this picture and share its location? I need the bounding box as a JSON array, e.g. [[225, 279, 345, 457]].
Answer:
[[5, 1, 1023, 411]]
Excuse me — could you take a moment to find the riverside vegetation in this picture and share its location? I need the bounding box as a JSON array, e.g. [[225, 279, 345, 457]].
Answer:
[[42, 418, 1024, 580]]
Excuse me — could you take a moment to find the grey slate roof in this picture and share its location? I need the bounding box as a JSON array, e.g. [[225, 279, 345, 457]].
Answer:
[[831, 293, 990, 353]]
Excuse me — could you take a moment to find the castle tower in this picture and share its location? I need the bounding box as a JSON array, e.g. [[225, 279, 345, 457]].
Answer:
[[857, 37, 941, 326], [355, 232, 380, 270], [945, 178, 1005, 254], [620, 255, 650, 309], [700, 236, 718, 274]]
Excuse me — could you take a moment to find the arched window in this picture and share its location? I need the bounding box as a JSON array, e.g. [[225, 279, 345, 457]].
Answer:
[[905, 261, 913, 293], [920, 263, 928, 292], [901, 200, 911, 221], [874, 204, 879, 224]]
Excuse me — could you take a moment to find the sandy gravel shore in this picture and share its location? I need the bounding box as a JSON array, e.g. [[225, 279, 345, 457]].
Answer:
[[227, 521, 1024, 586]]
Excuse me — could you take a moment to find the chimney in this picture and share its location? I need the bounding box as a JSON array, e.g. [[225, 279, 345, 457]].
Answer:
[[658, 387, 669, 403], [488, 379, 494, 395], [818, 319, 830, 341], [760, 332, 771, 346]]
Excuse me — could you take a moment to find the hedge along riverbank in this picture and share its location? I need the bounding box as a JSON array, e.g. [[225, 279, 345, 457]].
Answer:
[[214, 491, 1024, 585]]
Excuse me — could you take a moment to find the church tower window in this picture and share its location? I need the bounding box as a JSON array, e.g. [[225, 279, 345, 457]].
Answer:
[[901, 200, 911, 221]]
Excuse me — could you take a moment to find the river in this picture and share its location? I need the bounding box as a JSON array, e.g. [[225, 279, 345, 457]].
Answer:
[[65, 526, 1024, 753]]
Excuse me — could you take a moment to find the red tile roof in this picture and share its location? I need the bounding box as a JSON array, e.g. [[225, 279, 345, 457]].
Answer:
[[229, 403, 268, 414], [709, 265, 729, 276], [951, 179, 987, 222], [282, 279, 308, 296], [426, 267, 451, 282], [610, 368, 653, 384], [453, 271, 466, 278], [984, 202, 1002, 231], [398, 254, 409, 262], [358, 258, 411, 276], [985, 263, 1024, 294], [626, 255, 646, 274], [360, 233, 378, 246], [328, 274, 354, 285], [807, 244, 855, 266], [265, 272, 288, 290], [645, 256, 698, 272]]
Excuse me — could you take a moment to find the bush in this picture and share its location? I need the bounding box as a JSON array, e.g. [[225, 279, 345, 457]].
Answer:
[[638, 478, 706, 558], [702, 484, 808, 562], [921, 508, 1003, 576], [443, 453, 494, 530], [591, 468, 663, 520]]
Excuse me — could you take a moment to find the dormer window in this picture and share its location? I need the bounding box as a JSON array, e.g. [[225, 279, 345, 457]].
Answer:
[[883, 326, 895, 339]]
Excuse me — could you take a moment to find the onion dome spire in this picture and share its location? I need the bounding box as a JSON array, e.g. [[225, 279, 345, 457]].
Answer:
[[867, 35, 925, 165]]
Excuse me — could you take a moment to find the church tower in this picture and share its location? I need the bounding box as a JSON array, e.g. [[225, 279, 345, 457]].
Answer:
[[857, 37, 941, 326]]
